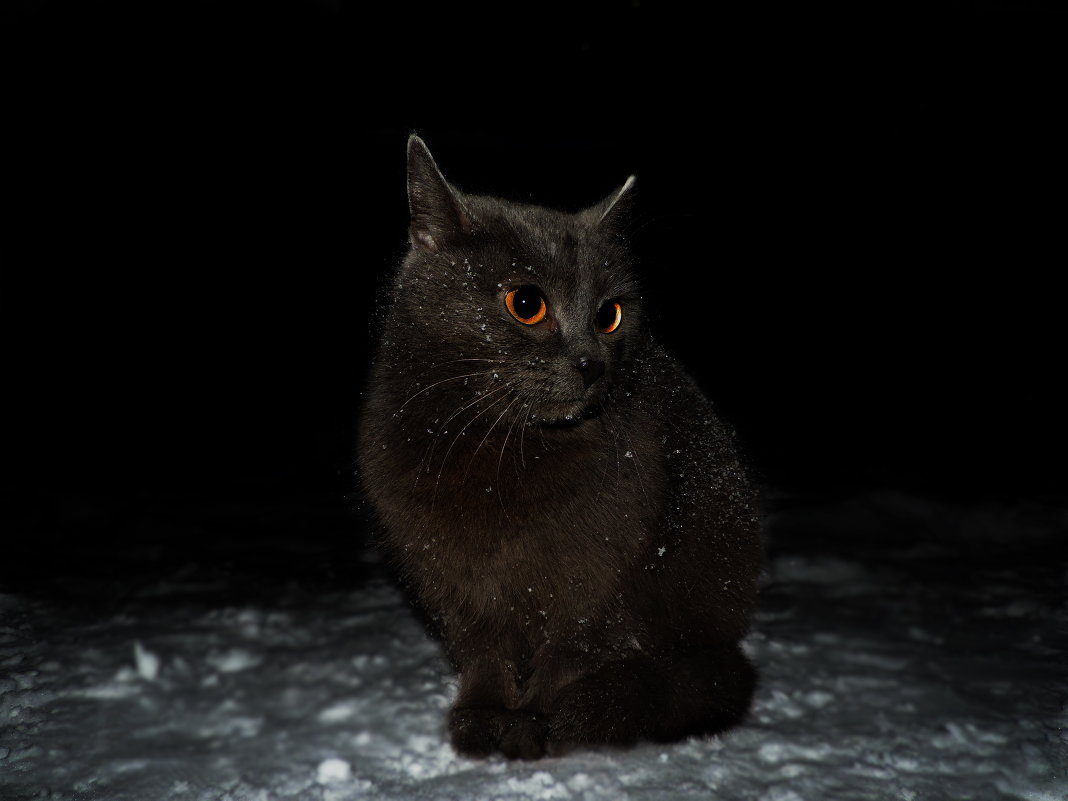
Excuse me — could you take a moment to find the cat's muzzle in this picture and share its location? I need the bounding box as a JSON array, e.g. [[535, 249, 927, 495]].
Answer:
[[574, 357, 606, 389]]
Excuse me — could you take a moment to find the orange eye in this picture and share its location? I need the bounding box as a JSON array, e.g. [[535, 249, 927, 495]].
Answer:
[[596, 301, 622, 334], [505, 286, 547, 325]]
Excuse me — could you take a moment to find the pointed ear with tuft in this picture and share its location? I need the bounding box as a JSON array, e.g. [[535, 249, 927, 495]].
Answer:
[[406, 135, 474, 254], [582, 175, 637, 230]]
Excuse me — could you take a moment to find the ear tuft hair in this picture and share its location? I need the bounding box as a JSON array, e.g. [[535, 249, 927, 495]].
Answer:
[[582, 175, 637, 229], [406, 135, 473, 253]]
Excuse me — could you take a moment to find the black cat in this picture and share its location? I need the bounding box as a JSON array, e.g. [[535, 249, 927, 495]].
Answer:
[[357, 136, 763, 759]]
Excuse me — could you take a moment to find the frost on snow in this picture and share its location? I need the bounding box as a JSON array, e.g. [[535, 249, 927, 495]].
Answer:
[[0, 491, 1065, 801]]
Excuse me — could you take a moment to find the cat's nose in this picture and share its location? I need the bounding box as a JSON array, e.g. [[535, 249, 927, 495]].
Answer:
[[574, 357, 606, 389]]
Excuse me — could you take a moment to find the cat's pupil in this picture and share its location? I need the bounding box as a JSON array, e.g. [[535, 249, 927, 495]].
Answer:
[[513, 286, 542, 320], [596, 301, 617, 329]]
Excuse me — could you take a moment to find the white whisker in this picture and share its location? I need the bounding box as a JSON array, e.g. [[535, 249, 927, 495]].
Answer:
[[496, 395, 527, 494], [394, 371, 490, 414], [466, 396, 522, 487], [432, 387, 515, 501], [422, 382, 513, 478], [518, 394, 533, 473], [413, 383, 512, 487]]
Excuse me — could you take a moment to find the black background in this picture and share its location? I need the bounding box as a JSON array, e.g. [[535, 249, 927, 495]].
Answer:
[[4, 1, 1066, 578]]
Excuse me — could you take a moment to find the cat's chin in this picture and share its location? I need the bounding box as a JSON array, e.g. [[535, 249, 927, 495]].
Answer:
[[534, 399, 600, 426]]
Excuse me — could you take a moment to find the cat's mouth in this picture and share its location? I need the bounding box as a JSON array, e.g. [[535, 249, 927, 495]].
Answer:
[[535, 395, 604, 425], [528, 367, 611, 425]]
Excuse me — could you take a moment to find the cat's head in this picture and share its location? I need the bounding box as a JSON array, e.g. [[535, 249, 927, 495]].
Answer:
[[386, 135, 643, 425]]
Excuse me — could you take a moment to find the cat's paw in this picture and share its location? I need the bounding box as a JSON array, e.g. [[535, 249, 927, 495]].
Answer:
[[498, 713, 549, 760], [449, 706, 548, 760], [449, 706, 500, 757], [547, 663, 647, 747]]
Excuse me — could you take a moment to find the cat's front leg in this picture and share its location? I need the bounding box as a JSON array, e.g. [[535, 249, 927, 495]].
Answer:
[[448, 653, 548, 759], [518, 640, 652, 751]]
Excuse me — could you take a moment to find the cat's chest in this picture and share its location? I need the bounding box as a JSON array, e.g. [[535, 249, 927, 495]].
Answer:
[[379, 402, 643, 504], [390, 417, 666, 609], [426, 518, 633, 639]]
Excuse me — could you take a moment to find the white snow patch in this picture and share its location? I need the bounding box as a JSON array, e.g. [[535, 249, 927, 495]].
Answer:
[[353, 731, 372, 747], [500, 770, 570, 800], [73, 680, 142, 700], [567, 772, 594, 791], [771, 556, 867, 584], [316, 757, 352, 784], [318, 698, 361, 723], [133, 641, 160, 681], [2, 491, 1064, 801], [759, 788, 804, 801], [205, 648, 262, 673], [389, 734, 461, 780], [801, 690, 834, 709]]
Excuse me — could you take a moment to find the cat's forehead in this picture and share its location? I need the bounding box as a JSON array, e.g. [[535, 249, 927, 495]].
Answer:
[[472, 198, 627, 288]]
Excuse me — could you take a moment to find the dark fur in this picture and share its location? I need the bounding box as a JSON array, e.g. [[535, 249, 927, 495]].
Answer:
[[356, 136, 763, 759]]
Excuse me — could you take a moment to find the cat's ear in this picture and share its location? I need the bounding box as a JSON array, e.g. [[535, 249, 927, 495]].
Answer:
[[583, 175, 637, 229], [406, 135, 473, 253]]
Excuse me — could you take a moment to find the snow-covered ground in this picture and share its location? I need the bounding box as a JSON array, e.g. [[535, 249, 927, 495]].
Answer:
[[2, 491, 1065, 800]]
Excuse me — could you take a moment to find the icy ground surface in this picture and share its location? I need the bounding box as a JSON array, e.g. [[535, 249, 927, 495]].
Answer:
[[1, 491, 1066, 800]]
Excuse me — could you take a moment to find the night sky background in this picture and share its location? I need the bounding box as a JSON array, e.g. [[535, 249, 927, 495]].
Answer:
[[4, 1, 1065, 587]]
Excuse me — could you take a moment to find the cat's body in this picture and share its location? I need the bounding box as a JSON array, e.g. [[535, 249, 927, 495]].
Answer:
[[357, 136, 762, 758]]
